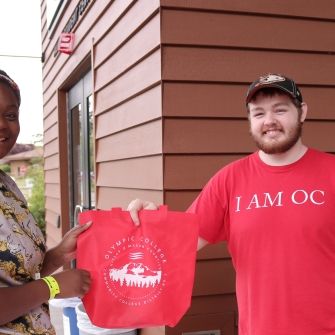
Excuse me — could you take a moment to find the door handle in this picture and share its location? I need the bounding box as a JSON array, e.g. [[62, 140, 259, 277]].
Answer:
[[74, 204, 83, 227]]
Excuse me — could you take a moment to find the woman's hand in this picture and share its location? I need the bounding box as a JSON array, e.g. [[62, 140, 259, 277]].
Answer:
[[127, 198, 158, 226], [53, 269, 91, 298], [0, 269, 91, 325], [41, 222, 92, 275], [56, 222, 92, 263]]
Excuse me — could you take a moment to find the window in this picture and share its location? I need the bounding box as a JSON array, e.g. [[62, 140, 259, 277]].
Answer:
[[47, 0, 68, 30]]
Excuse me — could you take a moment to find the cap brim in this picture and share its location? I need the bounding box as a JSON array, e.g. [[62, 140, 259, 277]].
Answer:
[[246, 83, 296, 104]]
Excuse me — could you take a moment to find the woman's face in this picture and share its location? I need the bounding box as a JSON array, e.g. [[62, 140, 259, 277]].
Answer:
[[0, 82, 20, 158]]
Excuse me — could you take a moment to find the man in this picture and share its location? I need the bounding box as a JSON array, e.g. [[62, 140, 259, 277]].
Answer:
[[128, 74, 335, 335]]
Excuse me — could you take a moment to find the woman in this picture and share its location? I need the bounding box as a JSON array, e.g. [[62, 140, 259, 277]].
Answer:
[[0, 70, 91, 334]]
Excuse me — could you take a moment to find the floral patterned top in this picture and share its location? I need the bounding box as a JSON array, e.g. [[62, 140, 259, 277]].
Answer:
[[0, 170, 55, 334]]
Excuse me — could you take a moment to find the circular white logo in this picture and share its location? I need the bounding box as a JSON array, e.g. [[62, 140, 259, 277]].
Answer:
[[103, 236, 167, 306]]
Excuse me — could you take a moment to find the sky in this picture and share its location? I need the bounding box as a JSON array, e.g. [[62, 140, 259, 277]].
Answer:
[[0, 0, 43, 144]]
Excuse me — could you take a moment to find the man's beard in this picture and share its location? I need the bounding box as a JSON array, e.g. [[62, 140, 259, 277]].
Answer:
[[250, 121, 303, 154]]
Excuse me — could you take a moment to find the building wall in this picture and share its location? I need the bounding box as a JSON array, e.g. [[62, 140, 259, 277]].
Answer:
[[41, 0, 335, 334], [93, 0, 163, 209], [159, 1, 335, 333], [41, 0, 162, 248], [9, 160, 27, 178]]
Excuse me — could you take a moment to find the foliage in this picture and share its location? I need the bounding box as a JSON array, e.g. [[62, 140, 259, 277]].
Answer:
[[0, 164, 10, 173], [26, 163, 45, 235]]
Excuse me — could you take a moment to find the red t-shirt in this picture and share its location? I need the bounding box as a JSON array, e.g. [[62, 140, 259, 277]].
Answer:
[[188, 148, 335, 335]]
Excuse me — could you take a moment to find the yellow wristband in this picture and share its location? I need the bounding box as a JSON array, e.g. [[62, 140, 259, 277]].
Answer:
[[41, 276, 60, 299]]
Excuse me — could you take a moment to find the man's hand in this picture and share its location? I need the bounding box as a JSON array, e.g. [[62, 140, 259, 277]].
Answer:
[[127, 198, 158, 226]]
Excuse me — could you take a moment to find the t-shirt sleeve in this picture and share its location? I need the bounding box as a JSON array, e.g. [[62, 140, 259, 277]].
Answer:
[[187, 171, 228, 244]]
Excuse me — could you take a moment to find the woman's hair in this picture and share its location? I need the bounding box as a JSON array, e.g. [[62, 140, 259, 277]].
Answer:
[[0, 70, 21, 106]]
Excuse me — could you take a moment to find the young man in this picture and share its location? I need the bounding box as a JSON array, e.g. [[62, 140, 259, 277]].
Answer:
[[128, 74, 335, 335]]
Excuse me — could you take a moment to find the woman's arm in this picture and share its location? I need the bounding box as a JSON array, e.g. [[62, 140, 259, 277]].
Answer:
[[0, 277, 49, 324], [0, 221, 92, 325], [0, 268, 90, 325]]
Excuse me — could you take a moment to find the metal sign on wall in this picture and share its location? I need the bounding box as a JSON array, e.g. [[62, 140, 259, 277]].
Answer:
[[54, 0, 92, 56], [58, 32, 75, 54]]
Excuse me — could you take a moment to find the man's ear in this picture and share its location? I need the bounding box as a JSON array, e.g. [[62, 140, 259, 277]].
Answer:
[[300, 102, 308, 122]]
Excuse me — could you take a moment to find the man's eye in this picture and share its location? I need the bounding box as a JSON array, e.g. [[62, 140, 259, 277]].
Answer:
[[253, 113, 264, 118], [275, 109, 287, 114]]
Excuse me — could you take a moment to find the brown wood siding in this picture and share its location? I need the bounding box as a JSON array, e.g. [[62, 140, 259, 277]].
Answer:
[[170, 312, 236, 335], [41, 0, 106, 245], [43, 93, 58, 120], [93, 3, 162, 210], [44, 169, 60, 184], [45, 210, 59, 228], [197, 242, 231, 260], [193, 259, 235, 296], [164, 119, 254, 153], [163, 82, 247, 118], [43, 154, 59, 170], [162, 47, 335, 84], [164, 190, 200, 211], [160, 0, 335, 19], [43, 139, 59, 157], [93, 0, 159, 67], [95, 85, 162, 137], [94, 50, 161, 113], [94, 6, 161, 87], [97, 156, 163, 190], [42, 0, 161, 248], [96, 120, 162, 161], [164, 155, 245, 189], [160, 3, 335, 334], [45, 197, 60, 218], [41, 1, 335, 334], [45, 183, 61, 199], [164, 119, 335, 154], [176, 294, 238, 335], [43, 112, 58, 132], [190, 294, 237, 315], [97, 187, 163, 210], [45, 218, 62, 249], [162, 10, 335, 52], [304, 122, 335, 151], [42, 0, 111, 90], [163, 82, 335, 121]]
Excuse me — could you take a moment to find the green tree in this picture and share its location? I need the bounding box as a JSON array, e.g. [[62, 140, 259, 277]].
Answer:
[[26, 161, 45, 235], [0, 164, 11, 173]]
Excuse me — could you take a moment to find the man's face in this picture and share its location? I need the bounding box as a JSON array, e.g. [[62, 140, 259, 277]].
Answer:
[[248, 93, 306, 154], [0, 83, 20, 158]]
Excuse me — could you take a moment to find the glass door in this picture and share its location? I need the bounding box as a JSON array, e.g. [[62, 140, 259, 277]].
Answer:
[[68, 71, 95, 228]]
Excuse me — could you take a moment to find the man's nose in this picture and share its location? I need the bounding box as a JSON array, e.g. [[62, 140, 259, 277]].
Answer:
[[263, 112, 277, 125]]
